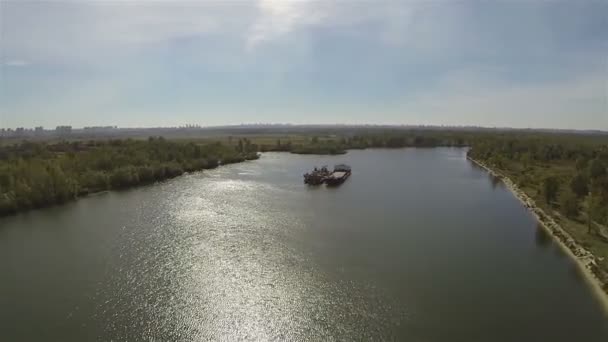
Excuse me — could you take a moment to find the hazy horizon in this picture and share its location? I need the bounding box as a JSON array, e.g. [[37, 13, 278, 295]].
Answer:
[[2, 122, 608, 133], [1, 1, 607, 130]]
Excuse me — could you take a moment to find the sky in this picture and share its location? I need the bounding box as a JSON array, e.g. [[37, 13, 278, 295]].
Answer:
[[0, 0, 607, 130]]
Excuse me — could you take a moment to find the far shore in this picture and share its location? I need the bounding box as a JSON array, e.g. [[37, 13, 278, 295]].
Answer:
[[468, 156, 608, 315]]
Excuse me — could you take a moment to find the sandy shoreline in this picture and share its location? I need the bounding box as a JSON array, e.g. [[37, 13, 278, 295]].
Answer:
[[467, 156, 608, 315]]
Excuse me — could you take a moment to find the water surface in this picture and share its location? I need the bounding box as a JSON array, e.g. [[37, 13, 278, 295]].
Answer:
[[1, 148, 607, 341]]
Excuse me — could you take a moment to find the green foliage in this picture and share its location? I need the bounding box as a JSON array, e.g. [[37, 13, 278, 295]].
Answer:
[[110, 166, 140, 188], [589, 158, 607, 180], [575, 157, 588, 171], [570, 173, 589, 198], [291, 144, 347, 155], [590, 175, 608, 203], [588, 194, 608, 226], [136, 166, 155, 184], [559, 189, 579, 219], [542, 176, 560, 204], [79, 170, 109, 193], [0, 138, 259, 215], [587, 193, 608, 236]]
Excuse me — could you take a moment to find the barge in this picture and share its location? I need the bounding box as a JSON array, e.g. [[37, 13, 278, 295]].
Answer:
[[303, 164, 351, 186], [303, 166, 330, 185], [324, 164, 351, 186]]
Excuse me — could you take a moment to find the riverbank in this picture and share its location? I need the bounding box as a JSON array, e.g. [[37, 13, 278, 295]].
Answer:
[[0, 138, 260, 216], [0, 156, 259, 218], [468, 156, 608, 314]]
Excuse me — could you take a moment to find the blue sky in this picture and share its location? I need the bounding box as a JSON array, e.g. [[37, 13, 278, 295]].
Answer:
[[1, 0, 606, 130]]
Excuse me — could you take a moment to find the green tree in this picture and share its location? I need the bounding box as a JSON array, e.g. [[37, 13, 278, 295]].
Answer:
[[542, 176, 559, 204], [589, 158, 606, 179], [110, 167, 139, 188], [137, 166, 155, 184], [575, 157, 588, 171], [559, 189, 579, 218], [79, 170, 109, 192], [587, 194, 607, 234], [590, 175, 608, 204], [569, 174, 588, 198]]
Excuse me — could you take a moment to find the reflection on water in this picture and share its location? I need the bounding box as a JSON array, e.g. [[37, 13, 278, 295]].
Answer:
[[1, 149, 607, 341], [490, 173, 503, 189], [535, 223, 552, 248]]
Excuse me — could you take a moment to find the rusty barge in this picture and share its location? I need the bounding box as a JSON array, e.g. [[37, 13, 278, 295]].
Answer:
[[303, 164, 351, 186]]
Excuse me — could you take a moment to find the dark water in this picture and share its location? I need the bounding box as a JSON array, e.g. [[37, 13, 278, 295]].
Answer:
[[1, 148, 607, 341]]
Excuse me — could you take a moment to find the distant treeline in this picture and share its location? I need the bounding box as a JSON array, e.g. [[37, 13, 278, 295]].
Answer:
[[0, 137, 258, 215], [260, 131, 469, 154]]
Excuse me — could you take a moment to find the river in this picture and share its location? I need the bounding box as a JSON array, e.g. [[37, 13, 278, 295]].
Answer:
[[1, 148, 607, 341]]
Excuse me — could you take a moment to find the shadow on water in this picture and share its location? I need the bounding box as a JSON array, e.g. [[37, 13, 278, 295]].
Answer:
[[489, 173, 504, 190], [535, 223, 552, 248], [467, 160, 503, 190], [537, 225, 589, 284]]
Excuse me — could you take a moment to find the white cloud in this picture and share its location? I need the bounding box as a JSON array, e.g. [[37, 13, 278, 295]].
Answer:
[[3, 60, 29, 67], [0, 1, 253, 65], [247, 0, 326, 49], [245, 0, 421, 49], [1, 1, 433, 63]]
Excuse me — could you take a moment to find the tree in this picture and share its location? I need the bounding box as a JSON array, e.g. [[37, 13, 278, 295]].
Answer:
[[569, 174, 588, 198], [110, 167, 139, 188], [590, 175, 608, 204], [575, 157, 588, 171], [79, 170, 109, 193], [542, 176, 559, 204], [587, 194, 607, 234], [0, 137, 260, 216], [589, 158, 606, 180], [137, 166, 155, 184], [559, 189, 579, 218], [521, 152, 532, 169]]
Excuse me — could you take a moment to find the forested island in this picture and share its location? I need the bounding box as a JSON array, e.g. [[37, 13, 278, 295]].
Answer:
[[0, 137, 258, 215]]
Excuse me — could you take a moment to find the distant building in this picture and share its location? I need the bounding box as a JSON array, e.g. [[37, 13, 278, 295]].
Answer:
[[83, 125, 117, 132], [56, 125, 72, 135]]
